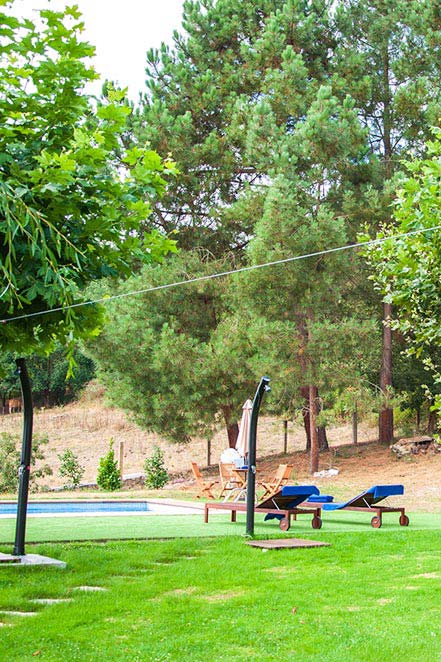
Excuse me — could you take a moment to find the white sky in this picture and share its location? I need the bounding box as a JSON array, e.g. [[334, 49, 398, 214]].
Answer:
[[11, 0, 186, 99]]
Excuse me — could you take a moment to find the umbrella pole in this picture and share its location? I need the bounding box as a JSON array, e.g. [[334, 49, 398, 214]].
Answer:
[[246, 376, 271, 537], [13, 358, 33, 557]]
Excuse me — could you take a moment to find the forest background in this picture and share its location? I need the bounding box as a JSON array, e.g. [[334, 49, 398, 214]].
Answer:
[[1, 0, 441, 477]]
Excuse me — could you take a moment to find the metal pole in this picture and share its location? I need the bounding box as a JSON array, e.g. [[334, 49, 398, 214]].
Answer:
[[246, 376, 271, 537], [283, 419, 288, 454], [13, 358, 33, 557]]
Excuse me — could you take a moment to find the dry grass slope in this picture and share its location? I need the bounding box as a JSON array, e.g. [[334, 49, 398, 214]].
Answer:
[[0, 383, 374, 486], [0, 382, 440, 511]]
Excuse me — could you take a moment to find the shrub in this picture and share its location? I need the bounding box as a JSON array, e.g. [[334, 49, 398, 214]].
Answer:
[[97, 439, 121, 491], [0, 432, 52, 493], [144, 446, 169, 489], [58, 449, 85, 488]]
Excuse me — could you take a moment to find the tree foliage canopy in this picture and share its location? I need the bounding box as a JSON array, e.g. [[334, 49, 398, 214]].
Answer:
[[85, 251, 259, 444], [89, 0, 441, 444], [0, 2, 176, 360], [364, 128, 441, 363]]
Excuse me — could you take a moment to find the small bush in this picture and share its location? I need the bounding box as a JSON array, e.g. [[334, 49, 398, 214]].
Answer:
[[58, 449, 84, 488], [97, 439, 121, 491], [0, 432, 52, 493], [144, 446, 169, 489]]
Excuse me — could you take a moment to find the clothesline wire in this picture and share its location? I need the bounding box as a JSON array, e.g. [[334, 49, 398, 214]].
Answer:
[[1, 224, 440, 325]]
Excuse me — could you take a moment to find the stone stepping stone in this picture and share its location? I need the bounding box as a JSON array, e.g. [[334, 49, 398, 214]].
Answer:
[[0, 554, 66, 568], [0, 553, 20, 564], [73, 586, 107, 592], [31, 598, 72, 605], [246, 538, 330, 550], [0, 611, 38, 616]]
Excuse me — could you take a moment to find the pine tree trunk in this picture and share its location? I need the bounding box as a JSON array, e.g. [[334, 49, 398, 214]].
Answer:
[[221, 405, 239, 448], [379, 301, 394, 443], [378, 45, 394, 445], [428, 402, 437, 435], [300, 386, 328, 452], [416, 408, 421, 431], [309, 384, 319, 474], [352, 405, 358, 445]]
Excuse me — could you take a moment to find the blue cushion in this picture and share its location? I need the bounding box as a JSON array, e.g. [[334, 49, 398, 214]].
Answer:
[[323, 484, 404, 510], [280, 485, 319, 497], [372, 484, 403, 498], [306, 495, 334, 503], [262, 486, 320, 520]]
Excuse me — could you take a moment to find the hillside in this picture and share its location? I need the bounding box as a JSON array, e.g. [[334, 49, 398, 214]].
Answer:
[[0, 386, 440, 512], [0, 385, 377, 485]]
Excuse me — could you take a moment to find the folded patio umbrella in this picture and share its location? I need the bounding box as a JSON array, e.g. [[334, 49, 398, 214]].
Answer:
[[235, 399, 252, 460]]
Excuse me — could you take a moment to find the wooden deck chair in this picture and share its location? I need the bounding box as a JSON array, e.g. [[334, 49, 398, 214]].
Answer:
[[259, 464, 293, 499], [191, 462, 218, 499], [218, 462, 244, 499]]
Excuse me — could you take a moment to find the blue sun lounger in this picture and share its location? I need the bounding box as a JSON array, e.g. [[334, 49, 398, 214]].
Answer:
[[204, 485, 324, 531], [322, 484, 409, 528]]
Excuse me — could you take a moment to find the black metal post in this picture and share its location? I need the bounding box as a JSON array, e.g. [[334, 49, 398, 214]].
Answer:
[[246, 376, 271, 537], [13, 358, 33, 557]]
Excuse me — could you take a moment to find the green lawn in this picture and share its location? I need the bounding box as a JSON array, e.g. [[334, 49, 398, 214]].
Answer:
[[0, 510, 440, 543], [0, 514, 440, 660]]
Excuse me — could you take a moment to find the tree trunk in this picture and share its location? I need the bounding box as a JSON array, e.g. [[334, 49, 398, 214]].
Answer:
[[416, 408, 421, 431], [309, 384, 319, 474], [45, 355, 52, 407], [317, 424, 328, 451], [378, 45, 394, 445], [427, 402, 437, 435], [379, 301, 394, 443], [300, 386, 328, 451], [352, 405, 358, 445], [221, 405, 239, 448]]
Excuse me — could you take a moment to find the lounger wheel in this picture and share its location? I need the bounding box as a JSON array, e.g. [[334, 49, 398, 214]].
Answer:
[[279, 518, 290, 531], [399, 514, 409, 527], [312, 516, 322, 530], [371, 515, 382, 528]]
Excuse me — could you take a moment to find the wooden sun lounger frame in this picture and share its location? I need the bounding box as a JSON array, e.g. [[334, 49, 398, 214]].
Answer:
[[204, 501, 323, 531], [311, 486, 410, 528], [323, 502, 409, 529]]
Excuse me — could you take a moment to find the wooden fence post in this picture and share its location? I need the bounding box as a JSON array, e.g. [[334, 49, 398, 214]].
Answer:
[[118, 441, 124, 477], [283, 420, 288, 454], [207, 439, 211, 467]]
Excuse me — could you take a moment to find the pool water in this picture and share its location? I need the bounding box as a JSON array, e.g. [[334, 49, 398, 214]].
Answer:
[[0, 500, 202, 517]]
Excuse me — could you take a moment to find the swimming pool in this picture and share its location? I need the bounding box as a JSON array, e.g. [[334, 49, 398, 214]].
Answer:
[[0, 500, 203, 518]]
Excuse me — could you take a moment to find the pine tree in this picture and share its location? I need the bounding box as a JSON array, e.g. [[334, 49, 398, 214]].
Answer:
[[97, 440, 122, 491], [333, 0, 441, 441], [134, 0, 333, 254], [85, 251, 260, 447], [124, 0, 441, 462]]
